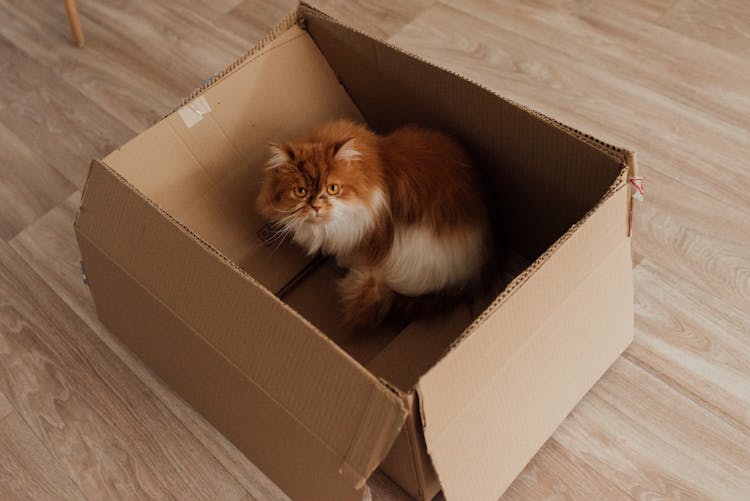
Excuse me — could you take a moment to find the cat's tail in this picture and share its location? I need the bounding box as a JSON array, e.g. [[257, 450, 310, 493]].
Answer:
[[339, 268, 395, 329], [339, 264, 497, 329]]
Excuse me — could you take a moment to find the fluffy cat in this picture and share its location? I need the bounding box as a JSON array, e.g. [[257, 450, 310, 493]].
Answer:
[[256, 119, 492, 327]]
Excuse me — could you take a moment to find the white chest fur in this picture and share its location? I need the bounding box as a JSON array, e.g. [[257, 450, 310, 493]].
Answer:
[[380, 223, 486, 296], [292, 189, 386, 256]]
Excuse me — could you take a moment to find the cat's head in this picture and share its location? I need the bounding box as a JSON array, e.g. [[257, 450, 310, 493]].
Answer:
[[255, 136, 386, 255]]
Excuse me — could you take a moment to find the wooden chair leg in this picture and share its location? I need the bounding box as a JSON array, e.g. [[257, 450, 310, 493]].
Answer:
[[64, 0, 85, 47]]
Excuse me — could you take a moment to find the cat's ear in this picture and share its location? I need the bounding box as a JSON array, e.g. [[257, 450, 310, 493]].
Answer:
[[333, 137, 361, 162], [267, 143, 292, 170]]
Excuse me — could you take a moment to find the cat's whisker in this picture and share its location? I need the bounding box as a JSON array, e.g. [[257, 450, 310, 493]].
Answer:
[[262, 215, 303, 251], [271, 215, 300, 231], [263, 228, 291, 247], [273, 206, 305, 215], [265, 218, 302, 254], [271, 230, 292, 254]]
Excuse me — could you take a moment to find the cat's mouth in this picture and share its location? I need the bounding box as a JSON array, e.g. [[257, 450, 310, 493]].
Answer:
[[304, 208, 328, 222], [304, 214, 326, 223]]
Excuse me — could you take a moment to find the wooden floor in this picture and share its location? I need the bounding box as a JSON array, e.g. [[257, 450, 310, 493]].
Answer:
[[0, 0, 748, 499]]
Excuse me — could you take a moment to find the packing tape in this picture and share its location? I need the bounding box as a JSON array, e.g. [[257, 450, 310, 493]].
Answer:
[[629, 176, 644, 201], [177, 95, 212, 128]]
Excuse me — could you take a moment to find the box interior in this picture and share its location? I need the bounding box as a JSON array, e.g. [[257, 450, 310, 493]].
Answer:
[[102, 18, 623, 394]]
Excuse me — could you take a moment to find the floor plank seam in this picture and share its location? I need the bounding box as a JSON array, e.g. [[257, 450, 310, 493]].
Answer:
[[547, 436, 634, 499], [622, 350, 750, 438]]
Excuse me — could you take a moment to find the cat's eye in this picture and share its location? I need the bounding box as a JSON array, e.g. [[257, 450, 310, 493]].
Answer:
[[326, 184, 341, 195], [293, 186, 307, 198]]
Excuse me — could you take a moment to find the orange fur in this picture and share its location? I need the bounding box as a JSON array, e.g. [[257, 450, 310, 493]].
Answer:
[[256, 119, 491, 328]]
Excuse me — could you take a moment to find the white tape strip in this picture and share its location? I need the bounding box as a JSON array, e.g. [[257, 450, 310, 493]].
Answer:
[[178, 95, 212, 128]]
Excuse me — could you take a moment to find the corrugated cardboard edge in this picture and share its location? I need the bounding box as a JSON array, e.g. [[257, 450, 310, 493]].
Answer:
[[455, 169, 631, 353], [408, 391, 442, 501], [377, 390, 441, 501], [341, 387, 411, 489], [399, 393, 430, 500], [75, 159, 409, 487], [624, 150, 640, 236], [417, 236, 633, 500], [414, 175, 633, 499]]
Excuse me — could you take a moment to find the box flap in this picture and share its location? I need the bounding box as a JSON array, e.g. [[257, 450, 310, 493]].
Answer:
[[76, 233, 369, 501], [75, 160, 408, 491], [416, 185, 633, 500], [378, 393, 441, 501]]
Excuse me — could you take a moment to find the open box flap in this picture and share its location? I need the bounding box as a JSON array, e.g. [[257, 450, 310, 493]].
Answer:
[[415, 185, 633, 500], [75, 160, 408, 494], [76, 233, 377, 501]]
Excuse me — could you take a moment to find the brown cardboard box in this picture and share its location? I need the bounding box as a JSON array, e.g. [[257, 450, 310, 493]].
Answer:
[[74, 4, 638, 500]]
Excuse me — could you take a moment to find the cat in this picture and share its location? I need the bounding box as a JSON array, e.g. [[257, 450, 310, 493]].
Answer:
[[256, 119, 492, 328]]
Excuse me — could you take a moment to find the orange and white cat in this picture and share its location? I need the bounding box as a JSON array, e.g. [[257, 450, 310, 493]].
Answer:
[[256, 119, 491, 327]]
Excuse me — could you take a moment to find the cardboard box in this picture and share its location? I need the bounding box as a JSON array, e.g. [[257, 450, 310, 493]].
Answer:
[[74, 4, 638, 500]]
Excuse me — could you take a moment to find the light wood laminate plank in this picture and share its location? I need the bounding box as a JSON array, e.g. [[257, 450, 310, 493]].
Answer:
[[0, 406, 85, 501], [0, 240, 253, 500]]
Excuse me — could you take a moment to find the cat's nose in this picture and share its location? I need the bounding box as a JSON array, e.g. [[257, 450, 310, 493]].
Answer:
[[310, 202, 321, 213]]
